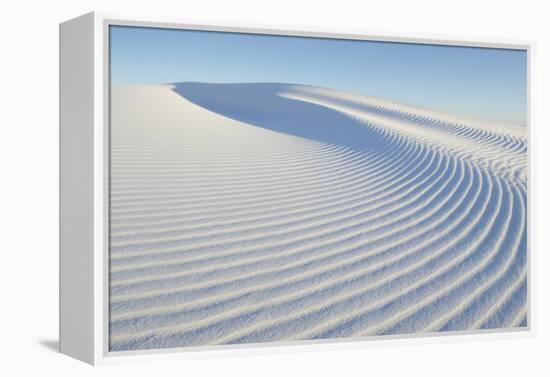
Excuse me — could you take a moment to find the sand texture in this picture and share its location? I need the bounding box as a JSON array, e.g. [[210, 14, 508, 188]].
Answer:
[[109, 83, 527, 351]]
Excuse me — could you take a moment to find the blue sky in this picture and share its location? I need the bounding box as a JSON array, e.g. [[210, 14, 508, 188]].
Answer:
[[110, 25, 527, 125]]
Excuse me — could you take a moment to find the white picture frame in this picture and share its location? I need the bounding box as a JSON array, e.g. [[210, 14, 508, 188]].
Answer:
[[60, 11, 535, 365]]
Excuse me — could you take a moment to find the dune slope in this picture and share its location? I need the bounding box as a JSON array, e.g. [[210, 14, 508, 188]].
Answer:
[[109, 83, 527, 351]]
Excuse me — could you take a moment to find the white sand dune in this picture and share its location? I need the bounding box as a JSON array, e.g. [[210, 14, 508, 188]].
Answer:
[[109, 83, 527, 351]]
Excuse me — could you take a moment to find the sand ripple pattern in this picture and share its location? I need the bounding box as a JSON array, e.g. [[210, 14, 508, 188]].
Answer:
[[109, 83, 528, 351]]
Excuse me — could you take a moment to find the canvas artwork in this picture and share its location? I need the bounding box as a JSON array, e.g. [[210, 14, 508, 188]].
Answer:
[[108, 26, 528, 352]]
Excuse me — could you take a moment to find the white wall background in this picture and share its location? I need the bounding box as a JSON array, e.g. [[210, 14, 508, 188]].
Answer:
[[0, 0, 547, 375]]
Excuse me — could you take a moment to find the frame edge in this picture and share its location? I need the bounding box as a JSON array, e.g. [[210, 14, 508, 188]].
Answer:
[[59, 11, 96, 365]]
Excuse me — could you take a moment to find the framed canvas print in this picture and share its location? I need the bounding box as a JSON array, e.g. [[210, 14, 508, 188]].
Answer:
[[59, 12, 534, 365]]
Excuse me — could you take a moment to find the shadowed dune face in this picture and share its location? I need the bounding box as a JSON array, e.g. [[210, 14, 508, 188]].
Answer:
[[171, 82, 390, 153], [172, 82, 527, 182]]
